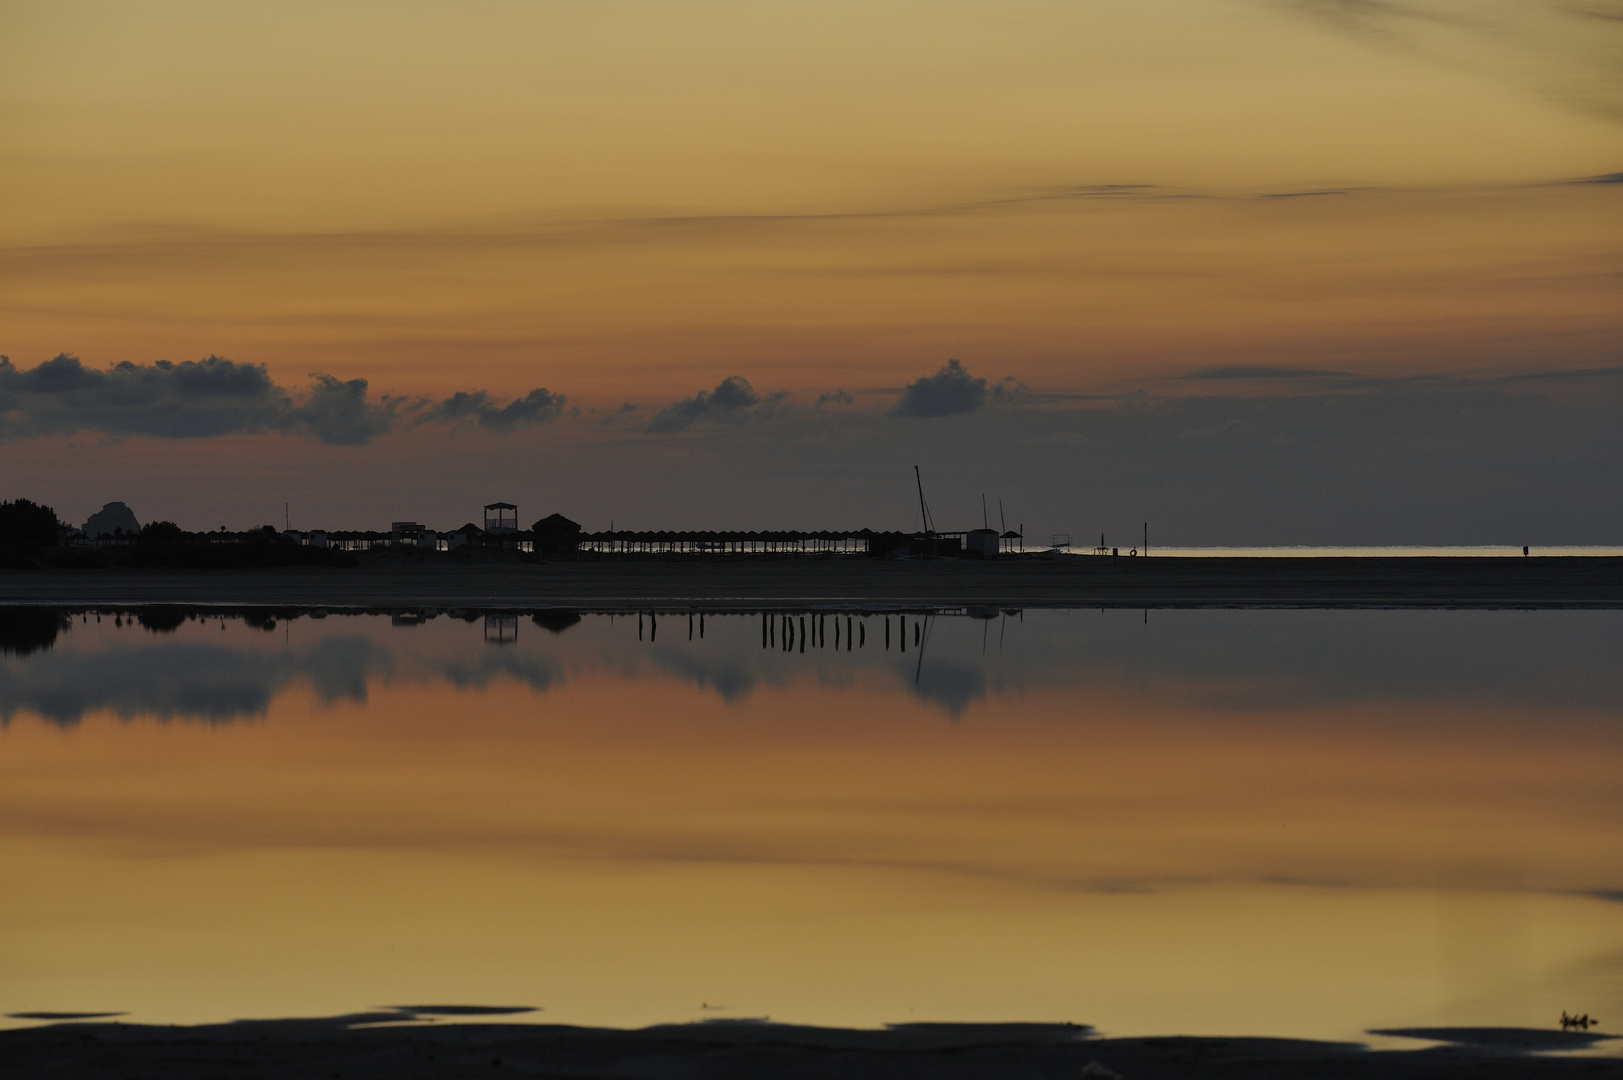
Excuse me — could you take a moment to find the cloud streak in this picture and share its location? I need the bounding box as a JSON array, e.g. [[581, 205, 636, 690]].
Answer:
[[0, 354, 566, 445], [1269, 0, 1623, 120]]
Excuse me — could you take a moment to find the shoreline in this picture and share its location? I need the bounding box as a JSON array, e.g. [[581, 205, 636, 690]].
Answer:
[[2, 556, 1620, 609], [2, 1014, 1615, 1078]]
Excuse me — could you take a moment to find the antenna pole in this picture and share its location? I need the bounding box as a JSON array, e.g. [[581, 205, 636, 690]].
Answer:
[[982, 494, 988, 530], [285, 502, 289, 531]]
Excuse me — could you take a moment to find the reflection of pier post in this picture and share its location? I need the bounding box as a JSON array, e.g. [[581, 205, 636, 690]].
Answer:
[[484, 614, 518, 644]]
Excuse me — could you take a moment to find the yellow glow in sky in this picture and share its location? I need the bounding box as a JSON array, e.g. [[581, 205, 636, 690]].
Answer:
[[2, 1, 1619, 399]]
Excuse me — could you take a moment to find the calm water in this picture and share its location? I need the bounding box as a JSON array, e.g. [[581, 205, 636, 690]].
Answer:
[[1, 606, 1620, 1043]]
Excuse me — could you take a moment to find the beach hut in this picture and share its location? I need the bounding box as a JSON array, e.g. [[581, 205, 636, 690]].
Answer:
[[965, 528, 999, 559], [532, 513, 582, 555]]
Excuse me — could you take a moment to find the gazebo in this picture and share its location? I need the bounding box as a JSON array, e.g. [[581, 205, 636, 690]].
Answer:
[[483, 502, 518, 534]]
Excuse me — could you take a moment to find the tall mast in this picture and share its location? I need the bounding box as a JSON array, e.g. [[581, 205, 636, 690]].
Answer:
[[913, 465, 934, 535]]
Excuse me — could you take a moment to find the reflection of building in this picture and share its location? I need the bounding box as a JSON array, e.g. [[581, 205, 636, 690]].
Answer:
[[484, 503, 518, 534], [484, 614, 518, 644]]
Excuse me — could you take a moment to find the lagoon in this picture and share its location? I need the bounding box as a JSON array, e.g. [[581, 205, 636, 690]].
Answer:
[[1, 606, 1620, 1046]]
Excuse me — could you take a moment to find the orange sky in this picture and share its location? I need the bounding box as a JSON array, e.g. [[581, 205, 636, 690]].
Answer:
[[3, 1, 1619, 402]]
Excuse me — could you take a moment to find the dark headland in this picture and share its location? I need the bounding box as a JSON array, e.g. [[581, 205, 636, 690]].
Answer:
[[2, 555, 1620, 609], [2, 1014, 1617, 1079]]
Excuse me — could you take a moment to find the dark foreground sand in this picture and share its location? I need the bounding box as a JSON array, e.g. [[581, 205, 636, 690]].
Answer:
[[2, 555, 1620, 609], [2, 1013, 1617, 1079]]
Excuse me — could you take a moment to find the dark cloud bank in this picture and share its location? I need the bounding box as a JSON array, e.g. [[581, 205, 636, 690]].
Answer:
[[0, 354, 565, 445], [610, 360, 1623, 545], [7, 352, 1623, 544]]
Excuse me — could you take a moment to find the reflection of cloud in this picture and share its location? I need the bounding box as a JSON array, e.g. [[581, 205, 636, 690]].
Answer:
[[8, 608, 1623, 733], [0, 354, 565, 445], [304, 638, 396, 703], [646, 650, 759, 702], [908, 661, 986, 717], [433, 652, 563, 693], [0, 636, 392, 727]]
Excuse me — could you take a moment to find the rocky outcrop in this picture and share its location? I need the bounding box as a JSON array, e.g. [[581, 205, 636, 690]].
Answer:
[[83, 501, 141, 538]]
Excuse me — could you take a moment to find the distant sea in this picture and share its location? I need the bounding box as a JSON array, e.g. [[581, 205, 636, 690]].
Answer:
[[1042, 545, 1623, 557]]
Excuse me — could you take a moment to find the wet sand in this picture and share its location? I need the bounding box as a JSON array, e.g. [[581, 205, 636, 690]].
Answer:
[[1, 555, 1620, 609], [2, 1014, 1616, 1079]]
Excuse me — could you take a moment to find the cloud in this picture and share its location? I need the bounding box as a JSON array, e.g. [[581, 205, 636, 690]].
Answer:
[[418, 387, 567, 433], [597, 402, 643, 428], [645, 376, 788, 434], [293, 374, 405, 445], [890, 359, 989, 418], [0, 353, 291, 440], [1267, 0, 1623, 120], [0, 354, 566, 445]]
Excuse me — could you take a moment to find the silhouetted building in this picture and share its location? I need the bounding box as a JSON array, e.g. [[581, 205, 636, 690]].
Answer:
[[484, 502, 518, 534], [965, 528, 999, 559], [448, 522, 487, 549], [532, 513, 582, 554]]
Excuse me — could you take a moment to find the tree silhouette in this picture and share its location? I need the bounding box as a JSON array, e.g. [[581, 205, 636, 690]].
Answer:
[[0, 499, 62, 547]]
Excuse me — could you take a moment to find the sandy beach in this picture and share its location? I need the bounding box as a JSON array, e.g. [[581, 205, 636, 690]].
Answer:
[[2, 555, 1620, 610], [2, 1013, 1617, 1079]]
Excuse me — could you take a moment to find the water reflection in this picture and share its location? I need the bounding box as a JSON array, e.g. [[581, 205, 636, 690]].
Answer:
[[0, 604, 1620, 1039], [5, 605, 1623, 723], [0, 636, 392, 725]]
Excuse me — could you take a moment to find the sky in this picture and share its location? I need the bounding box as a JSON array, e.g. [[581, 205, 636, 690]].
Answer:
[[1, 1, 1620, 541]]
